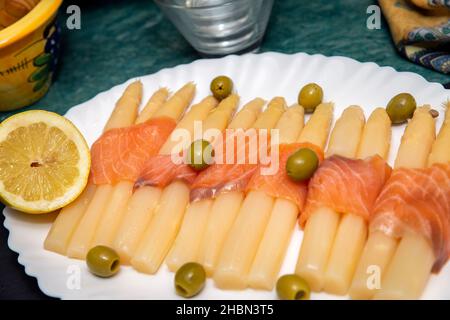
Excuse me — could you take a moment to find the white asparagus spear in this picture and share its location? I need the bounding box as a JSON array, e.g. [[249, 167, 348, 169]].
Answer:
[[349, 106, 436, 299], [159, 96, 218, 154], [428, 104, 450, 166], [295, 105, 366, 292], [44, 81, 145, 255], [213, 100, 312, 290], [196, 99, 289, 277], [212, 191, 273, 290], [165, 98, 266, 272], [103, 81, 143, 132], [374, 231, 435, 300], [43, 175, 96, 255], [135, 88, 170, 124], [322, 108, 391, 295], [112, 96, 219, 264], [111, 186, 161, 262], [130, 95, 239, 274], [248, 103, 333, 290], [373, 106, 448, 300], [65, 83, 196, 259], [271, 104, 305, 144]]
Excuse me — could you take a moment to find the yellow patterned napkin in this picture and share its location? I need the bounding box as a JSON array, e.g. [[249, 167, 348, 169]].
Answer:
[[379, 0, 450, 74]]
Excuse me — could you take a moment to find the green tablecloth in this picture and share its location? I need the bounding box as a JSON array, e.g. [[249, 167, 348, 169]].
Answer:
[[0, 0, 448, 122]]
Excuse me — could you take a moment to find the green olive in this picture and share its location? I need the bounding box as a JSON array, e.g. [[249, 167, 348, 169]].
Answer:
[[386, 93, 417, 124], [276, 274, 311, 300], [210, 75, 233, 101], [86, 245, 120, 278], [187, 139, 214, 171], [174, 262, 206, 298], [286, 148, 319, 182], [298, 83, 323, 113]]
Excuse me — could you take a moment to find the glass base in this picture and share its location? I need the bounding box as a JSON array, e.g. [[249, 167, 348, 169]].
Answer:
[[197, 40, 262, 58]]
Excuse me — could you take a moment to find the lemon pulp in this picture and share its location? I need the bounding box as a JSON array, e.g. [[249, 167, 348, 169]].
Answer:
[[0, 110, 90, 213]]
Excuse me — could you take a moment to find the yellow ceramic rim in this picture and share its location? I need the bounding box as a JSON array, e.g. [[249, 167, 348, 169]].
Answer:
[[0, 0, 63, 49]]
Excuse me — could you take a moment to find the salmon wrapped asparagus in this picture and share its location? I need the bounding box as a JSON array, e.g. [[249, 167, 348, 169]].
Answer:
[[130, 94, 240, 274], [368, 106, 449, 300], [165, 97, 285, 273], [295, 106, 368, 292], [88, 84, 197, 251], [370, 164, 450, 273], [213, 103, 333, 290], [350, 106, 439, 300], [110, 95, 220, 264], [244, 104, 334, 290]]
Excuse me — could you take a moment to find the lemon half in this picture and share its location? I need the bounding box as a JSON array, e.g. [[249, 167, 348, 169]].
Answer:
[[0, 110, 90, 214]]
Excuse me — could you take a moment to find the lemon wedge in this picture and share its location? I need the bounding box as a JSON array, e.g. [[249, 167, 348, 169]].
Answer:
[[0, 110, 90, 214]]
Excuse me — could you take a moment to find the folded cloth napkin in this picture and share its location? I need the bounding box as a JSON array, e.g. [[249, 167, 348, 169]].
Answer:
[[379, 0, 450, 74]]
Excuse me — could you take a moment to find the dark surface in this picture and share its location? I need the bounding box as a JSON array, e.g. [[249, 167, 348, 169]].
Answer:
[[0, 0, 448, 300]]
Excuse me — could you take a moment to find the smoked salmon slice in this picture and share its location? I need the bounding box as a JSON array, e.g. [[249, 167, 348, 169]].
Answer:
[[246, 142, 324, 211], [190, 129, 271, 202], [370, 163, 450, 272], [300, 155, 391, 227], [90, 117, 177, 185], [135, 154, 197, 188]]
